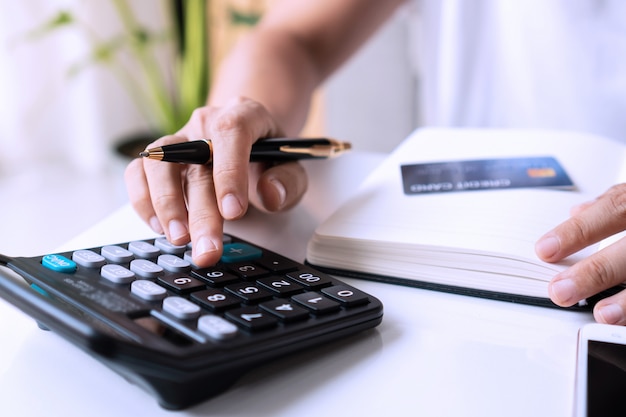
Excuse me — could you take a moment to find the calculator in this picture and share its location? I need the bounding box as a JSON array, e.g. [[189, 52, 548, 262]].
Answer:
[[0, 234, 383, 410]]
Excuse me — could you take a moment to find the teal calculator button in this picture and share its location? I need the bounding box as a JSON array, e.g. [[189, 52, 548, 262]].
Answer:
[[221, 243, 263, 263], [42, 254, 77, 273]]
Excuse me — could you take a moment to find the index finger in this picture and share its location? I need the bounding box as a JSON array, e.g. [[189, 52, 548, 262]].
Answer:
[[536, 184, 626, 262]]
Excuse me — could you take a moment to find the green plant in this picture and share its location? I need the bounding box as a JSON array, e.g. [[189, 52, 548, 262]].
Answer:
[[26, 0, 209, 135]]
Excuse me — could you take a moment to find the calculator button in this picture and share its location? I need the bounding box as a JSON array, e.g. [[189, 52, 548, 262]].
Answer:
[[322, 285, 370, 307], [191, 268, 239, 286], [260, 299, 310, 322], [41, 254, 77, 273], [225, 262, 269, 280], [197, 315, 238, 340], [157, 254, 191, 273], [292, 292, 341, 315], [183, 250, 196, 266], [157, 275, 205, 294], [131, 280, 167, 301], [225, 283, 273, 304], [72, 250, 106, 268], [190, 289, 241, 311], [130, 259, 163, 278], [101, 245, 134, 263], [154, 238, 187, 255], [256, 255, 300, 273], [163, 296, 201, 320], [225, 307, 277, 331], [220, 242, 263, 263], [256, 276, 303, 296], [101, 264, 135, 284], [128, 241, 160, 259], [286, 269, 332, 289]]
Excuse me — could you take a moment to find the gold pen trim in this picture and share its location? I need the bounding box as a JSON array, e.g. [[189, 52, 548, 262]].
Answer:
[[140, 147, 165, 161], [205, 139, 213, 164], [279, 139, 352, 158]]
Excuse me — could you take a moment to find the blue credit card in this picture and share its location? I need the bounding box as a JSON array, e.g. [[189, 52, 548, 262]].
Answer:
[[400, 156, 575, 195]]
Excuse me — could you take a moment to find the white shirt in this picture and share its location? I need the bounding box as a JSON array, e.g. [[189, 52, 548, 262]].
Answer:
[[410, 0, 626, 143]]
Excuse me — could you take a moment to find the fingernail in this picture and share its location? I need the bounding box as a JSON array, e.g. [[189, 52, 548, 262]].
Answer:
[[168, 219, 188, 242], [596, 304, 624, 325], [149, 216, 164, 234], [269, 178, 287, 209], [549, 278, 577, 305], [536, 235, 561, 259], [221, 194, 243, 219], [194, 236, 218, 257]]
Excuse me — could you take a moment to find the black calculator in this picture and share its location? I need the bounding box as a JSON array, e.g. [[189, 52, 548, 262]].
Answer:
[[0, 234, 383, 410]]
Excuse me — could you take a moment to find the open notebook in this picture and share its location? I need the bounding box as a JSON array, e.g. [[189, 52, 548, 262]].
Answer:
[[306, 128, 626, 308]]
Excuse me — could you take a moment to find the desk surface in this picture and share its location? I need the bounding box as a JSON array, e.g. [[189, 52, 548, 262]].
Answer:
[[0, 152, 593, 417]]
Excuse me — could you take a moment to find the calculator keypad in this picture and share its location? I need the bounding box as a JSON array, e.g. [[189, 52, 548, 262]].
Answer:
[[41, 236, 373, 344]]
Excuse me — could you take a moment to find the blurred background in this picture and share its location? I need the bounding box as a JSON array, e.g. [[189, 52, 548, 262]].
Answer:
[[0, 0, 417, 256]]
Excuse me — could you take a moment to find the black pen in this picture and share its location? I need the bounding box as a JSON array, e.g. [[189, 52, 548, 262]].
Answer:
[[139, 138, 352, 165]]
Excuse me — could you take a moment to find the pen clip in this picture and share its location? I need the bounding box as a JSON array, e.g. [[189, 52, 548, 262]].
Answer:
[[279, 140, 351, 158]]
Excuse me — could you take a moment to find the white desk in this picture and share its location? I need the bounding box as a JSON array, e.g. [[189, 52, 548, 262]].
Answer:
[[0, 152, 593, 417]]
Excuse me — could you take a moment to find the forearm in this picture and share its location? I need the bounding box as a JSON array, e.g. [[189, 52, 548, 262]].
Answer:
[[207, 0, 407, 136], [208, 29, 320, 136]]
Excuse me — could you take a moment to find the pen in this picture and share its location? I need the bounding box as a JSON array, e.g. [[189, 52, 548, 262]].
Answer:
[[139, 138, 352, 165]]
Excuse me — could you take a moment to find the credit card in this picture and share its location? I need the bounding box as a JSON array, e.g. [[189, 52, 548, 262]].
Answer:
[[401, 156, 575, 195]]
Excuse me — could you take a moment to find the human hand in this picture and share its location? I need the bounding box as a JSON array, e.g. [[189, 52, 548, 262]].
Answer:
[[125, 97, 308, 267], [535, 184, 626, 325]]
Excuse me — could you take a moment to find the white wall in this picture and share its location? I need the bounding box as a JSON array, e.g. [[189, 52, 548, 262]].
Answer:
[[323, 10, 417, 154]]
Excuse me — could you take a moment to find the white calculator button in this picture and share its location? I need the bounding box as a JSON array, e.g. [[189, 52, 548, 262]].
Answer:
[[198, 315, 238, 340], [101, 264, 135, 284], [183, 250, 197, 267], [130, 259, 163, 278], [101, 245, 134, 263], [157, 254, 191, 273], [131, 280, 167, 301], [128, 241, 160, 258], [154, 238, 187, 255], [163, 296, 201, 320], [72, 250, 106, 268]]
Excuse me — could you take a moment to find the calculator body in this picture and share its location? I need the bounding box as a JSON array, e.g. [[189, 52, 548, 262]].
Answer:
[[0, 235, 383, 410]]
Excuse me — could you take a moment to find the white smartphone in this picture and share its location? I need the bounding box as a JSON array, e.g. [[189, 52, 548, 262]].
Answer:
[[575, 323, 626, 417]]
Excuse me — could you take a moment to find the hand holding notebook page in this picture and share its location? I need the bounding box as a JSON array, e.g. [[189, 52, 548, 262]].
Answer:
[[306, 128, 626, 308]]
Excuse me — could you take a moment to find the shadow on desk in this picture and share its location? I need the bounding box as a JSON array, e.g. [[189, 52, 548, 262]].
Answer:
[[191, 329, 384, 415]]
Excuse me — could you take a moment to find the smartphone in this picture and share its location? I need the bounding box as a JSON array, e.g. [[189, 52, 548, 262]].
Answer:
[[575, 323, 626, 417]]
